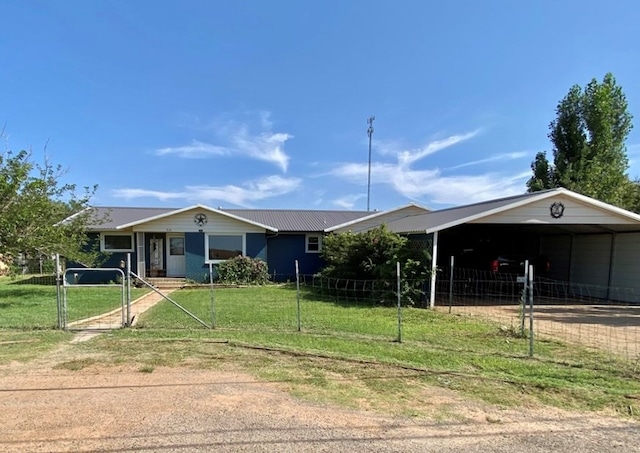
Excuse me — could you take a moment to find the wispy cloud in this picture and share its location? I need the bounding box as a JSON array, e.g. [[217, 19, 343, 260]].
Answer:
[[109, 188, 185, 202], [397, 130, 479, 167], [332, 194, 365, 209], [112, 175, 301, 207], [156, 140, 226, 158], [447, 151, 528, 170], [328, 130, 531, 206], [155, 112, 292, 172]]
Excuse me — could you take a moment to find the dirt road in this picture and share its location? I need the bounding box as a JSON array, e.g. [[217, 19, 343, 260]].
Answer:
[[1, 345, 639, 452]]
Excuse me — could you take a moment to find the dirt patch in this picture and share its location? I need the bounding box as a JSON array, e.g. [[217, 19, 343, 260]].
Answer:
[[1, 341, 639, 452], [441, 303, 640, 359]]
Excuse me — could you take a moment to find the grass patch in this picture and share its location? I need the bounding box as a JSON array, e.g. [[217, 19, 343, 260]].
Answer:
[[0, 276, 149, 328], [54, 358, 98, 371], [3, 284, 640, 420], [0, 329, 73, 364]]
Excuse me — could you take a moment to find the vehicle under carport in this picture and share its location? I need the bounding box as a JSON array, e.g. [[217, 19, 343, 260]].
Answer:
[[383, 188, 640, 307]]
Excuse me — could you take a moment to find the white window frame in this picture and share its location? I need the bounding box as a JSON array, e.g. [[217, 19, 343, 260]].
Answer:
[[100, 232, 134, 252], [306, 234, 322, 253], [205, 233, 246, 263]]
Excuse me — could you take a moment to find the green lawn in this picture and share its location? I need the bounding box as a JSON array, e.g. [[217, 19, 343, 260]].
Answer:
[[0, 276, 149, 329], [3, 282, 640, 419]]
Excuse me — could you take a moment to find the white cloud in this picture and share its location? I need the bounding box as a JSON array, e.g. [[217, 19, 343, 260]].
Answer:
[[332, 194, 365, 209], [397, 130, 479, 167], [231, 127, 291, 172], [447, 151, 529, 170], [155, 112, 292, 172], [155, 140, 227, 158], [328, 130, 531, 207], [111, 188, 185, 201], [112, 175, 301, 207]]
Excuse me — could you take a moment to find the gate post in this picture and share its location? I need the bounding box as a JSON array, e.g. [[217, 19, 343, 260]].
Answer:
[[126, 253, 132, 326]]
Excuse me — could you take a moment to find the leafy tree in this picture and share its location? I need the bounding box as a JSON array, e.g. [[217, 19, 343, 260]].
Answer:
[[0, 146, 99, 267], [320, 225, 432, 306], [527, 73, 634, 208]]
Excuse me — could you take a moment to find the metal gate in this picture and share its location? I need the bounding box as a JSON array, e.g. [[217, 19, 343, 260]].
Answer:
[[59, 268, 127, 330]]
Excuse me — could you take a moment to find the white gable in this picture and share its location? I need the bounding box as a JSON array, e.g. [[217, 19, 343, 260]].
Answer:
[[472, 194, 639, 225], [127, 207, 266, 233], [330, 205, 430, 233]]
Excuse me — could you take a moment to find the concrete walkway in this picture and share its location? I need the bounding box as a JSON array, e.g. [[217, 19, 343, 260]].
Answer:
[[69, 289, 175, 342]]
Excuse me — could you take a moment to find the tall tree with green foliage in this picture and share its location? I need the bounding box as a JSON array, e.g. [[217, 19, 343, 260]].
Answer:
[[0, 146, 99, 265], [527, 73, 634, 208]]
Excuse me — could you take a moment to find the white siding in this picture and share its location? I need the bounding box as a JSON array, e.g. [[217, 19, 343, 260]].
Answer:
[[473, 195, 637, 225], [539, 235, 571, 281], [131, 209, 265, 233], [570, 234, 612, 298], [333, 206, 430, 233]]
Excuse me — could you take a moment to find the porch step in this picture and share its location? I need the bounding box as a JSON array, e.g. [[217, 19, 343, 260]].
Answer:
[[145, 277, 186, 289]]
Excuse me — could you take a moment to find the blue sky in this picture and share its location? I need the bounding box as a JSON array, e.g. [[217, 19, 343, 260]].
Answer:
[[2, 0, 639, 211]]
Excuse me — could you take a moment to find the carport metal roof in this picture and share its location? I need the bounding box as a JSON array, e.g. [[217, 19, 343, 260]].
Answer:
[[384, 188, 640, 235]]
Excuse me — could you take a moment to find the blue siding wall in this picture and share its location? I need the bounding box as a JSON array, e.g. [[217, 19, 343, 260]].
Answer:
[[66, 232, 138, 283], [246, 233, 267, 261], [267, 234, 324, 280], [185, 232, 207, 282]]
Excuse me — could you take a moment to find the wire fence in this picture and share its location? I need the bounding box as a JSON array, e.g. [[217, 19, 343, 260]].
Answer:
[[435, 266, 640, 360], [2, 265, 640, 361]]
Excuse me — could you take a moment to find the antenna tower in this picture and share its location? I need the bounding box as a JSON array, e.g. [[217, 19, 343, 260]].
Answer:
[[367, 116, 375, 211]]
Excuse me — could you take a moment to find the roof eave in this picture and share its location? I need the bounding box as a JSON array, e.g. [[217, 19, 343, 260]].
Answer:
[[114, 204, 278, 232]]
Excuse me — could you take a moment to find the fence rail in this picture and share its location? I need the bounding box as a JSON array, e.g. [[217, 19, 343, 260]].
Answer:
[[2, 268, 640, 360]]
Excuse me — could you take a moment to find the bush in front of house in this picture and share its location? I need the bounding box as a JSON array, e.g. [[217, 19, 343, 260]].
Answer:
[[319, 225, 432, 306], [216, 256, 270, 285]]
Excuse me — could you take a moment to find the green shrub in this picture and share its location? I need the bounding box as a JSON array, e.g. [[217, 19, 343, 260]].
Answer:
[[216, 256, 269, 285], [320, 225, 432, 306]]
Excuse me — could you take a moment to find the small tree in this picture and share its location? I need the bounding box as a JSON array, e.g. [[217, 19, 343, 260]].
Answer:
[[0, 146, 99, 267], [320, 225, 432, 306]]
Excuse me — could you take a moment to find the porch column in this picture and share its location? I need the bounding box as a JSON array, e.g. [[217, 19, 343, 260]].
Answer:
[[429, 230, 438, 308], [136, 232, 145, 279]]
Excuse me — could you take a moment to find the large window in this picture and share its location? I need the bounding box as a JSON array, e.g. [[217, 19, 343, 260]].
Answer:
[[101, 233, 134, 252], [206, 234, 244, 262], [306, 234, 322, 253]]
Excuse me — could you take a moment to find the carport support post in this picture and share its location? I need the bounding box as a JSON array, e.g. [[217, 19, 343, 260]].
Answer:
[[520, 260, 529, 336], [528, 264, 534, 357], [429, 231, 439, 309], [448, 256, 454, 314]]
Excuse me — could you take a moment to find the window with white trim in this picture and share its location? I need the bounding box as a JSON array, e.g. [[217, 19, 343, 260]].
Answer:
[[205, 234, 245, 263], [306, 234, 322, 253], [101, 233, 134, 252]]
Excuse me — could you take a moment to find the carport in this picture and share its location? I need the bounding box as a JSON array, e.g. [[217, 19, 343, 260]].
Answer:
[[384, 188, 640, 307]]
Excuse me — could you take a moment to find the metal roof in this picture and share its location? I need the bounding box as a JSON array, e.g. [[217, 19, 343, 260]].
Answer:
[[222, 209, 371, 232], [84, 188, 640, 235], [385, 188, 640, 234], [87, 206, 371, 232], [88, 206, 175, 230]]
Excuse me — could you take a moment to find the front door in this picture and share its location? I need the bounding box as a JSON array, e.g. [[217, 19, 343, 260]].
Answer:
[[150, 238, 164, 276], [167, 234, 186, 277]]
